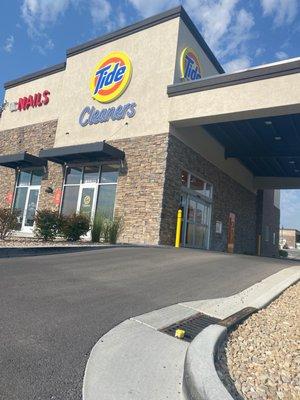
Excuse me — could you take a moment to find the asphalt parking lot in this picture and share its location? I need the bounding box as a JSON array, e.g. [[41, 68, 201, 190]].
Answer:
[[0, 246, 296, 400]]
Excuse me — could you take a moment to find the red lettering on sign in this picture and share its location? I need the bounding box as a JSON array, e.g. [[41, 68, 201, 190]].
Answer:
[[16, 90, 50, 111], [5, 192, 13, 206], [53, 188, 62, 206], [42, 90, 50, 105], [18, 97, 27, 111]]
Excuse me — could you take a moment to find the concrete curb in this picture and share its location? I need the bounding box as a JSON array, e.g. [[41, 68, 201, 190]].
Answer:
[[182, 325, 231, 400], [182, 268, 300, 400]]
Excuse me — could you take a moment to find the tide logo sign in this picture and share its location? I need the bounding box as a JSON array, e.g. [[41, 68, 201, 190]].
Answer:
[[90, 51, 132, 103], [180, 47, 201, 81]]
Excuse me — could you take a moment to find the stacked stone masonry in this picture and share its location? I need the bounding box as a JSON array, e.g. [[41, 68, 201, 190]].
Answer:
[[110, 133, 168, 244], [0, 120, 62, 212]]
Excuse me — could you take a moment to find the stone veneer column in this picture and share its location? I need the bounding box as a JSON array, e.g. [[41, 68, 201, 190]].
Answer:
[[109, 133, 169, 245], [0, 120, 63, 213]]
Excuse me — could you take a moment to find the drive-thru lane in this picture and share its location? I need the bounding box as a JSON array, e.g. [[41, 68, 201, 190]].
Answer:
[[0, 247, 296, 399]]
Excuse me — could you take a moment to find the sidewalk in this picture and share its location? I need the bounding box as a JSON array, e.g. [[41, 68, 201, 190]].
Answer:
[[83, 266, 300, 400]]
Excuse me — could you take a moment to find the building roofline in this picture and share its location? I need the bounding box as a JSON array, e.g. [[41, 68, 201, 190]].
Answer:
[[3, 6, 224, 91], [66, 6, 224, 74], [4, 62, 66, 90], [167, 58, 300, 97]]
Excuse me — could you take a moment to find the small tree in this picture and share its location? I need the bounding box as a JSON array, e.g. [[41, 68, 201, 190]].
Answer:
[[60, 213, 90, 241], [34, 210, 62, 241], [0, 208, 18, 240]]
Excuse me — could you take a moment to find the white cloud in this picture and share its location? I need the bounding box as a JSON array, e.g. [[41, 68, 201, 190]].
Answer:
[[3, 35, 15, 53], [33, 38, 55, 55], [128, 0, 179, 18], [255, 47, 265, 57], [90, 0, 112, 26], [21, 0, 75, 34], [275, 50, 288, 60], [261, 0, 298, 26], [223, 55, 251, 72]]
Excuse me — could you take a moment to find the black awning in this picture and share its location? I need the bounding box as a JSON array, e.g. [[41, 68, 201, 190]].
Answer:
[[0, 152, 47, 169], [39, 141, 125, 164]]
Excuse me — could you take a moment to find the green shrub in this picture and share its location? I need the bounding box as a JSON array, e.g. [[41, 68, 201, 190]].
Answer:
[[0, 208, 18, 240], [279, 249, 288, 258], [91, 213, 105, 242], [61, 213, 90, 241], [103, 216, 123, 244], [34, 210, 62, 241]]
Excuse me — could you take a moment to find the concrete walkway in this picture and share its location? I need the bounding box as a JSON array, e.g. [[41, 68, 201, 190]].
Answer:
[[83, 266, 300, 400]]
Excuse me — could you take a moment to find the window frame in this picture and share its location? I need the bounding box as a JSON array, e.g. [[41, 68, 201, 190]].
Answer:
[[60, 161, 120, 219]]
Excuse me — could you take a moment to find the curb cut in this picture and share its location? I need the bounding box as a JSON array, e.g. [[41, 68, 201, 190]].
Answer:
[[182, 269, 300, 400]]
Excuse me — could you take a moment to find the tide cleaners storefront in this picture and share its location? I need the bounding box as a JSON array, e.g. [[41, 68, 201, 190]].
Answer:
[[0, 6, 288, 257]]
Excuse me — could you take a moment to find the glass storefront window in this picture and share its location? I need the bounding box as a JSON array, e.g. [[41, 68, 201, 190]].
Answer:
[[83, 166, 99, 184], [190, 175, 205, 193], [96, 185, 117, 219], [61, 163, 119, 224], [182, 170, 212, 200], [65, 167, 82, 185], [18, 170, 31, 186], [100, 164, 119, 184], [61, 186, 80, 216], [31, 168, 44, 186]]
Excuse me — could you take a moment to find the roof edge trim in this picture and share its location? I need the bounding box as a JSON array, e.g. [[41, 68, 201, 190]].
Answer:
[[4, 62, 66, 90], [167, 58, 300, 96], [66, 6, 183, 57]]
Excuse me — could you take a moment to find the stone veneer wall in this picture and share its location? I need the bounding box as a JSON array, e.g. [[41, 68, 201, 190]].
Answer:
[[160, 134, 257, 254], [0, 120, 63, 212], [109, 133, 168, 244], [256, 190, 280, 257]]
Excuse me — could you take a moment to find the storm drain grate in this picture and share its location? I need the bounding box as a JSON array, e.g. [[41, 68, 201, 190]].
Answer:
[[160, 313, 221, 342]]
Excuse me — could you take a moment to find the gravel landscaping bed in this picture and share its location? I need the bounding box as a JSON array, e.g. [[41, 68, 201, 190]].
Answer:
[[0, 237, 105, 248], [217, 282, 300, 400]]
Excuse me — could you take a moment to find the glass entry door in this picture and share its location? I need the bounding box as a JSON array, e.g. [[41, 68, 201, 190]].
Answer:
[[78, 186, 96, 220], [13, 168, 43, 233], [182, 195, 211, 249], [23, 188, 40, 231]]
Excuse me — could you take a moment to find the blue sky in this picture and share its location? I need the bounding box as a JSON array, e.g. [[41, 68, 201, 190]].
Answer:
[[0, 0, 300, 228]]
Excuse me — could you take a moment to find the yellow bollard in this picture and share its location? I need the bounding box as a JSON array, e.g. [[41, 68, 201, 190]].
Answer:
[[175, 209, 182, 248]]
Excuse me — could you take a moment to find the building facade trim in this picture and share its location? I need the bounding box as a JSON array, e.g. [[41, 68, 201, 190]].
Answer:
[[4, 63, 66, 90], [167, 58, 300, 96]]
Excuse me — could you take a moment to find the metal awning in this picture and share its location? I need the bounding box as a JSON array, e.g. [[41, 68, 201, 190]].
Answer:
[[0, 151, 47, 169], [39, 141, 125, 164]]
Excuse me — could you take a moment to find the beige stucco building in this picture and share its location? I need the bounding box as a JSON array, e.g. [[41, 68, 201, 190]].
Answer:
[[1, 6, 299, 256]]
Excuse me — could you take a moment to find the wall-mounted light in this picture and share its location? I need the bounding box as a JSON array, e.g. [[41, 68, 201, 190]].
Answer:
[[264, 120, 272, 126], [45, 186, 54, 194], [274, 136, 282, 141]]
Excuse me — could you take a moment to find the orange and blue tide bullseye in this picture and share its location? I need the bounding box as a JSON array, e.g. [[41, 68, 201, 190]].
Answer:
[[180, 47, 201, 81], [90, 51, 132, 103]]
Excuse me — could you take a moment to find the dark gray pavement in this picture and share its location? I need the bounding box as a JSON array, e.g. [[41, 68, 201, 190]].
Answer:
[[0, 247, 297, 400]]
